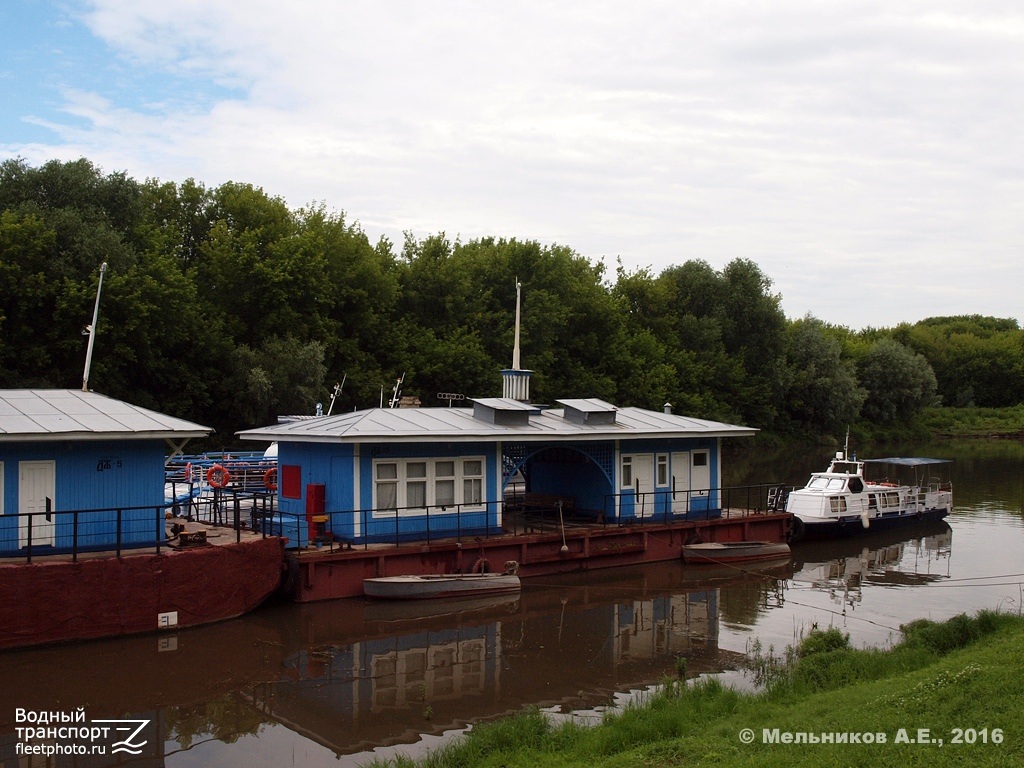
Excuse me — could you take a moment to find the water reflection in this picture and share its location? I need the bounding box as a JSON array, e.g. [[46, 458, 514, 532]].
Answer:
[[791, 522, 953, 615], [0, 562, 789, 764], [239, 563, 782, 756]]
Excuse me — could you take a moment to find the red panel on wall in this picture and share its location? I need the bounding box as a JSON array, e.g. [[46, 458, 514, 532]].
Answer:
[[281, 465, 302, 499]]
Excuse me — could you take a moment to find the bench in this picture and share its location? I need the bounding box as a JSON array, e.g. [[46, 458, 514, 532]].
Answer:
[[518, 493, 576, 512]]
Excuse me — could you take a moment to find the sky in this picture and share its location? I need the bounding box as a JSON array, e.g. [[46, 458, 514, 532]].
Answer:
[[2, 1, 1022, 330]]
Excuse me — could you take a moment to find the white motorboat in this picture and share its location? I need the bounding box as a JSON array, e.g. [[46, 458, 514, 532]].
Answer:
[[786, 451, 952, 541]]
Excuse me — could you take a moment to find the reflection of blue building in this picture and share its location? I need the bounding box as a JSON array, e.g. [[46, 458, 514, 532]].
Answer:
[[272, 623, 502, 734], [0, 390, 209, 555], [239, 393, 755, 548], [249, 586, 722, 756]]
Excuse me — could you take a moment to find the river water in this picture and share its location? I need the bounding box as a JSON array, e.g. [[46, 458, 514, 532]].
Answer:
[[2, 440, 1022, 767]]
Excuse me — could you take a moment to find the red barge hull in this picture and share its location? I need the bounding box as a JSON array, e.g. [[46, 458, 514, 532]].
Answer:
[[0, 537, 285, 651], [290, 513, 791, 601]]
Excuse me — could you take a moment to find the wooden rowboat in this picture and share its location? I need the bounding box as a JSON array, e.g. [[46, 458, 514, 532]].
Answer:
[[364, 564, 521, 600], [682, 541, 791, 564]]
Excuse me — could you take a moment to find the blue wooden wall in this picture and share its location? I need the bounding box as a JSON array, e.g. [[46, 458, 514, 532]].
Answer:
[[0, 439, 166, 554]]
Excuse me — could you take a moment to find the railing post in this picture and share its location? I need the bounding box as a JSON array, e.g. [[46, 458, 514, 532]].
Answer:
[[155, 507, 162, 555], [116, 508, 123, 560], [26, 510, 33, 564], [425, 505, 431, 544], [73, 509, 79, 563], [234, 493, 241, 544]]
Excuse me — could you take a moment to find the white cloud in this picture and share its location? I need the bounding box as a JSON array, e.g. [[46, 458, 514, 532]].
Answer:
[[5, 0, 1024, 328]]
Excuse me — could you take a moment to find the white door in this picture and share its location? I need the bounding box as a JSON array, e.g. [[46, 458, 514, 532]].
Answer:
[[19, 461, 56, 548], [691, 451, 711, 503], [670, 451, 691, 514], [632, 454, 655, 518]]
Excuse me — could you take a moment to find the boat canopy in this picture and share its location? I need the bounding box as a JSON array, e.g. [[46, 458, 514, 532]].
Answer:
[[862, 458, 951, 466]]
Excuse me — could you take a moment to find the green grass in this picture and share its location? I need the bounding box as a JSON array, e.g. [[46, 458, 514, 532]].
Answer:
[[368, 611, 1024, 768], [918, 405, 1024, 438]]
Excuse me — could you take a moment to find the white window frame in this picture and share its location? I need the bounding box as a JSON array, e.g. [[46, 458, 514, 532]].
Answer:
[[656, 454, 668, 486], [620, 455, 633, 489], [372, 457, 487, 517], [461, 458, 484, 509]]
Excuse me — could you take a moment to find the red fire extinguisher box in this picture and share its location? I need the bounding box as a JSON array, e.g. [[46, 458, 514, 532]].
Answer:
[[305, 483, 326, 545]]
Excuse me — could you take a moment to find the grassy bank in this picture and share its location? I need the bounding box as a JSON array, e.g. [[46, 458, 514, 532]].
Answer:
[[918, 405, 1024, 439], [372, 612, 1024, 768]]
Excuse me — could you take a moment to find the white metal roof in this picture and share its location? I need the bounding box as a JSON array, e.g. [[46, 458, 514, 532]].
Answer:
[[556, 398, 617, 413], [469, 397, 541, 412], [0, 390, 212, 442], [237, 403, 756, 444]]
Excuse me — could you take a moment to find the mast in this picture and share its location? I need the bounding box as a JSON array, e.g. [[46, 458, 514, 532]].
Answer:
[[501, 279, 532, 401], [512, 279, 522, 370], [82, 262, 108, 392]]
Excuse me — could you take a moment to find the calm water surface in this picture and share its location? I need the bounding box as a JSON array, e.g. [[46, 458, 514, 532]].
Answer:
[[2, 440, 1022, 767]]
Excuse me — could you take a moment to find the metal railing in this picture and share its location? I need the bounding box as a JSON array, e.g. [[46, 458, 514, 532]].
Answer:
[[259, 482, 793, 551], [263, 500, 504, 549], [1, 489, 279, 564], [602, 482, 792, 525]]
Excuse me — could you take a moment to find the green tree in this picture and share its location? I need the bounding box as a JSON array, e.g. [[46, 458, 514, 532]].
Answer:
[[858, 338, 939, 423], [891, 316, 1024, 408], [227, 336, 328, 429], [784, 316, 865, 434]]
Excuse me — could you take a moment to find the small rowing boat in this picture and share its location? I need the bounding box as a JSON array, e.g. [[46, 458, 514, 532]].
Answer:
[[364, 561, 521, 600], [682, 541, 791, 564]]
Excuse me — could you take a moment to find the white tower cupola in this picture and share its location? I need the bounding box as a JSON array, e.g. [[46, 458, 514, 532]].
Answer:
[[501, 280, 532, 402]]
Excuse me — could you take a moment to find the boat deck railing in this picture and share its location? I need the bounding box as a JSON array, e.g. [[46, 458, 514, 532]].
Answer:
[[0, 489, 280, 564], [264, 481, 793, 551]]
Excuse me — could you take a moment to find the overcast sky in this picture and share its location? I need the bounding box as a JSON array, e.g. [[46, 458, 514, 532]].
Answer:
[[3, 1, 1022, 329]]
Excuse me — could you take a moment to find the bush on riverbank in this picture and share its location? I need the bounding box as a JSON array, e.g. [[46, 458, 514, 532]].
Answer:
[[371, 610, 1024, 768]]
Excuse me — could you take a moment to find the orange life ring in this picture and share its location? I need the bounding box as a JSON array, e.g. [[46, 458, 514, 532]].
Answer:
[[207, 464, 231, 488], [472, 557, 491, 574], [263, 467, 278, 491], [185, 462, 193, 483]]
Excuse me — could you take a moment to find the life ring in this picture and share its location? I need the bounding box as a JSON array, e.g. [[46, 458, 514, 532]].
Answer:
[[185, 462, 193, 483], [472, 557, 491, 574], [263, 467, 278, 491], [207, 464, 231, 488]]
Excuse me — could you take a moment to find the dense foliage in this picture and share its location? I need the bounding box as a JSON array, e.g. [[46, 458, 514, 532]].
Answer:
[[2, 158, 1021, 445]]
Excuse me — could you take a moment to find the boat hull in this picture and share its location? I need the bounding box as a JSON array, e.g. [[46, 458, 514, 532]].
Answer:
[[0, 536, 285, 650], [363, 573, 521, 600], [682, 541, 791, 564], [794, 507, 950, 542]]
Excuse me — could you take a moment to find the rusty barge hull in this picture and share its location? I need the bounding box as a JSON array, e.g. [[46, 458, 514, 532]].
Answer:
[[292, 513, 791, 602], [0, 536, 286, 651]]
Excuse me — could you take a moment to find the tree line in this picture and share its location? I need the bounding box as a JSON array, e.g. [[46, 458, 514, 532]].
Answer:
[[2, 158, 1021, 446]]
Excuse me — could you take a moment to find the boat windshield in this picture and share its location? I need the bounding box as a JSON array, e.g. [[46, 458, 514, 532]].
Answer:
[[829, 461, 861, 474], [807, 476, 847, 491]]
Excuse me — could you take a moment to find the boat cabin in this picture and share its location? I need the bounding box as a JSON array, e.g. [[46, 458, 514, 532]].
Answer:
[[0, 389, 211, 555], [237, 396, 757, 548]]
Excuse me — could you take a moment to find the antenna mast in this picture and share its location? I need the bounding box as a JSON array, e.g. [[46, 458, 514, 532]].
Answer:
[[327, 375, 346, 415], [82, 262, 108, 391], [512, 279, 522, 370], [388, 373, 405, 408]]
